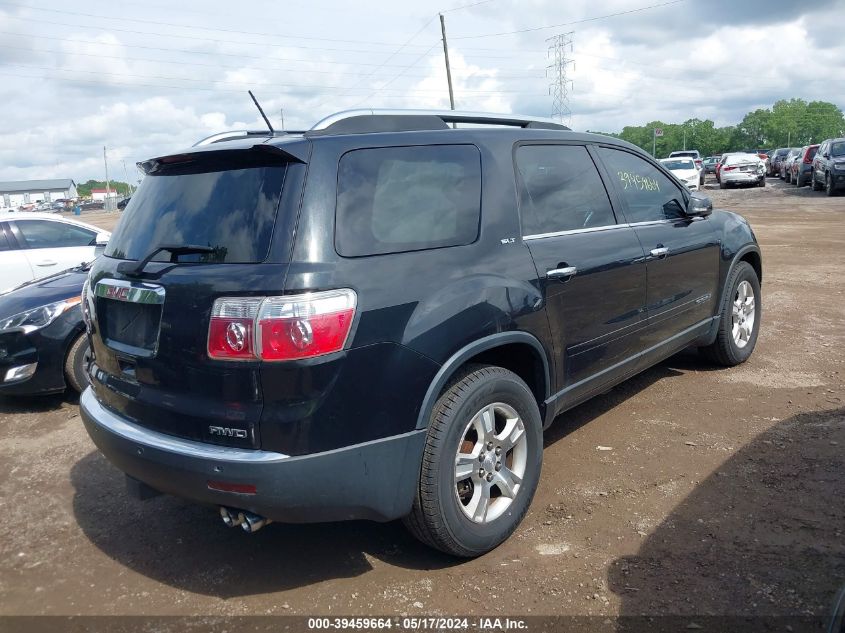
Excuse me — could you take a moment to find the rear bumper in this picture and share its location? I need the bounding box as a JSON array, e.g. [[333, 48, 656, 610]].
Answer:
[[722, 172, 762, 184], [80, 388, 426, 523]]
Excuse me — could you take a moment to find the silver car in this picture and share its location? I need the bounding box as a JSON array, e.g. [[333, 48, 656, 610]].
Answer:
[[719, 153, 766, 189]]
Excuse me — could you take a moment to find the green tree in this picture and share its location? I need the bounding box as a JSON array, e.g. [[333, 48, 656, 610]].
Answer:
[[77, 179, 131, 197]]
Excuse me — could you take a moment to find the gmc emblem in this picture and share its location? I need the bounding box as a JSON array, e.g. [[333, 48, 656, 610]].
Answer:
[[105, 286, 130, 301], [209, 426, 248, 439]]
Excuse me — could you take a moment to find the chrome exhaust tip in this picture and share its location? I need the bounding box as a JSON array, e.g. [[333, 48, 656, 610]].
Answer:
[[240, 510, 271, 533], [219, 506, 244, 528]]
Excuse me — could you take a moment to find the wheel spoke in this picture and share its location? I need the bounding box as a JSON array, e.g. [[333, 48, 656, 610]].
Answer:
[[494, 466, 522, 499], [498, 416, 524, 452], [455, 454, 477, 482], [478, 405, 496, 439], [465, 483, 490, 522]]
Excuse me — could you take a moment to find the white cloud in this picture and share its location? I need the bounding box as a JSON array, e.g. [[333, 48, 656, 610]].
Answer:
[[0, 0, 843, 182]]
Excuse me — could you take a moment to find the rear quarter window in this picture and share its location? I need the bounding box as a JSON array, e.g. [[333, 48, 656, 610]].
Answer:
[[335, 145, 481, 257]]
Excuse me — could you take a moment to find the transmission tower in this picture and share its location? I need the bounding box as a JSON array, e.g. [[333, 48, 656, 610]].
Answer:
[[546, 32, 574, 126]]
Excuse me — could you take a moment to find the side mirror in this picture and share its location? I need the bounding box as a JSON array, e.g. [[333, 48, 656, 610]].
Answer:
[[687, 194, 712, 217], [824, 152, 830, 158], [94, 232, 109, 255]]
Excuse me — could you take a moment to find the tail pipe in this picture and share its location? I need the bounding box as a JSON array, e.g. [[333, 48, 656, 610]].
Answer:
[[219, 506, 272, 533]]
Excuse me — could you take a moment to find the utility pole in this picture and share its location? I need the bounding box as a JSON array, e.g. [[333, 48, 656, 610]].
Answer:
[[683, 127, 686, 150], [280, 108, 285, 132], [439, 14, 455, 111], [122, 160, 131, 195], [546, 32, 574, 126], [103, 146, 112, 211]]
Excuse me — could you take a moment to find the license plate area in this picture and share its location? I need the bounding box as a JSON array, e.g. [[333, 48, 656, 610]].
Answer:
[[95, 279, 165, 359]]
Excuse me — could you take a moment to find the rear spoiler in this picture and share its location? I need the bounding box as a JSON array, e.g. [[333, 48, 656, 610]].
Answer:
[[138, 140, 308, 175]]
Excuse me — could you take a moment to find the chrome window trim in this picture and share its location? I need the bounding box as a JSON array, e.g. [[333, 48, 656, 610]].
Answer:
[[523, 224, 623, 241]]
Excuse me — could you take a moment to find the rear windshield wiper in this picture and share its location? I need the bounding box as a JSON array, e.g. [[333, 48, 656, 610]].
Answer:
[[117, 244, 216, 277]]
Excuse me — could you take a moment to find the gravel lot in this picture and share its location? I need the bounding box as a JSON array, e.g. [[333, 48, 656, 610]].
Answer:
[[1, 176, 843, 620]]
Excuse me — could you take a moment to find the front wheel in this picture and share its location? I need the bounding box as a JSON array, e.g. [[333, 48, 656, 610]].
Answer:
[[403, 365, 543, 557], [812, 174, 823, 191], [64, 333, 91, 393], [827, 173, 837, 197], [700, 261, 761, 366]]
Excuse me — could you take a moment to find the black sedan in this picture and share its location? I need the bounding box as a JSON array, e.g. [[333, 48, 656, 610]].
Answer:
[[0, 265, 90, 396]]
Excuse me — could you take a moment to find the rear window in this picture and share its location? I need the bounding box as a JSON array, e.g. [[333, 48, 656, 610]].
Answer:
[[105, 157, 288, 263], [335, 145, 481, 257], [662, 159, 695, 170]]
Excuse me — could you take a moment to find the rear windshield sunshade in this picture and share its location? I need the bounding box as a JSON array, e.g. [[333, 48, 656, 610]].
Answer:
[[106, 153, 288, 264]]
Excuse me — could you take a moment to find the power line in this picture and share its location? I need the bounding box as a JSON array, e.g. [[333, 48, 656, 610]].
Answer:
[[0, 1, 438, 49], [452, 0, 686, 39], [0, 43, 544, 80], [0, 12, 442, 56], [0, 64, 539, 95]]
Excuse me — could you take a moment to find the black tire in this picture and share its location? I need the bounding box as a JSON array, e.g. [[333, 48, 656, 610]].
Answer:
[[719, 180, 726, 189], [699, 261, 761, 367], [795, 172, 803, 187], [64, 333, 91, 393], [812, 173, 823, 191], [785, 170, 792, 184], [826, 173, 837, 197], [758, 178, 766, 187], [403, 365, 543, 557]]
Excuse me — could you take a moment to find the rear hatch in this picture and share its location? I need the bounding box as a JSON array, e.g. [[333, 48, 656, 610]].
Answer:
[[86, 142, 307, 449]]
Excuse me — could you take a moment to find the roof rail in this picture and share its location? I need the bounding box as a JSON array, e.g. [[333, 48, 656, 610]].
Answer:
[[308, 109, 570, 135], [192, 129, 305, 147]]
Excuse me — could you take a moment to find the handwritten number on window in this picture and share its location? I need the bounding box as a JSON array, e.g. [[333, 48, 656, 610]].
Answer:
[[617, 171, 660, 192]]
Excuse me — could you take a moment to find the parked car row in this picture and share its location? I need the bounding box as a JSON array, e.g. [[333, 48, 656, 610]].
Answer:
[[773, 137, 845, 195]]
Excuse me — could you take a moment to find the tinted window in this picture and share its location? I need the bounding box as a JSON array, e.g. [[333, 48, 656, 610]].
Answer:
[[16, 220, 95, 249], [597, 147, 687, 223], [831, 141, 845, 157], [106, 160, 287, 263], [336, 145, 481, 257], [0, 224, 11, 251], [516, 145, 616, 236]]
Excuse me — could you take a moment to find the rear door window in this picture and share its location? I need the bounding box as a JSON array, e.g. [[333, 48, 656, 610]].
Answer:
[[105, 158, 288, 263], [335, 145, 481, 257], [515, 144, 616, 236], [15, 219, 96, 248], [597, 147, 687, 223]]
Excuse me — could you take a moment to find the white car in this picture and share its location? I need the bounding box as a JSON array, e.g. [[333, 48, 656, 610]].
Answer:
[[719, 153, 766, 189], [659, 157, 701, 191], [0, 213, 110, 293]]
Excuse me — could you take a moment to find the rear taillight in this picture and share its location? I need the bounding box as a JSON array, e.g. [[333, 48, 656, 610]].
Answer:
[[723, 165, 736, 171], [208, 297, 263, 360], [208, 290, 356, 362], [803, 153, 812, 164]]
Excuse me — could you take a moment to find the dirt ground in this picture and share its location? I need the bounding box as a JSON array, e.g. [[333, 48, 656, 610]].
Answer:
[[0, 176, 843, 621]]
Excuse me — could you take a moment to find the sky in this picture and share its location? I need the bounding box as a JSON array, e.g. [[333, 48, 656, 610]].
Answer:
[[0, 0, 843, 183]]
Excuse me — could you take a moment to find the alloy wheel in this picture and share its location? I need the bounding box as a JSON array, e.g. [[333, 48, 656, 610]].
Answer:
[[731, 280, 756, 349], [454, 402, 527, 524]]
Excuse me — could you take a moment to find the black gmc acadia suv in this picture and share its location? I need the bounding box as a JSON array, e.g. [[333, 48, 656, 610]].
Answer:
[[80, 110, 762, 557]]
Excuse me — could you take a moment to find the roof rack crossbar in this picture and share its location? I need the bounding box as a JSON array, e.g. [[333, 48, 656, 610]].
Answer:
[[309, 109, 570, 134]]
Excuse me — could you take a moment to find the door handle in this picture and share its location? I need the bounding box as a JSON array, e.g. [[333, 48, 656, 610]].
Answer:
[[649, 247, 669, 259], [547, 266, 577, 281], [35, 259, 58, 266]]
